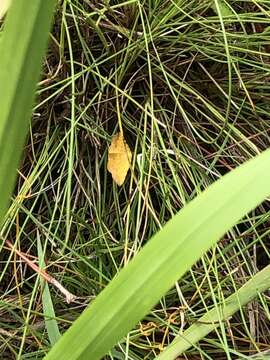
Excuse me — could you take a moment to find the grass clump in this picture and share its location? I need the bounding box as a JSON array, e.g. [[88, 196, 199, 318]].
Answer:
[[1, 0, 270, 358]]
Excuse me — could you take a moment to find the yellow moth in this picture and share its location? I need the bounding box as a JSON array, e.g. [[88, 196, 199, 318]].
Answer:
[[107, 132, 132, 186]]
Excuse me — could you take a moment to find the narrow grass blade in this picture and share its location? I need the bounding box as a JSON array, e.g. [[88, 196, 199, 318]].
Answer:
[[0, 0, 55, 225], [157, 264, 270, 359], [37, 236, 61, 346], [45, 148, 270, 360]]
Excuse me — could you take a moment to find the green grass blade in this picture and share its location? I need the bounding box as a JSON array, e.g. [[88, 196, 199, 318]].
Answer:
[[45, 148, 270, 360], [0, 0, 55, 225], [37, 236, 61, 346], [157, 264, 270, 359]]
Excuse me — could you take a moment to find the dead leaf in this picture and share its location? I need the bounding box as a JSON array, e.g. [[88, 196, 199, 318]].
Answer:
[[107, 132, 132, 186]]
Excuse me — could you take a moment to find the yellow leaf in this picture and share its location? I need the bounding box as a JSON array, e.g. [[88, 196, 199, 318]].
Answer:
[[107, 132, 132, 186]]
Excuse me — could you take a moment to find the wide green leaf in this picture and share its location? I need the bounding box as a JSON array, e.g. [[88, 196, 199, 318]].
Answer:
[[45, 148, 270, 360], [0, 0, 55, 225]]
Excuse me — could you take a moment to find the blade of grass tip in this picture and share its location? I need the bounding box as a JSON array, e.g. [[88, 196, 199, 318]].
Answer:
[[45, 148, 270, 360], [156, 264, 270, 359], [0, 0, 56, 226], [0, 0, 11, 19], [37, 233, 61, 346]]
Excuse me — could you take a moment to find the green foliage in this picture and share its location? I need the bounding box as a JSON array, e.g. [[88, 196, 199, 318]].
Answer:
[[0, 0, 55, 224], [1, 1, 270, 359], [45, 148, 270, 359], [157, 263, 270, 359]]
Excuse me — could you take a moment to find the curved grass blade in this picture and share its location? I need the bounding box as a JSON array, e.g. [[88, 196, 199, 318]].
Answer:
[[45, 148, 270, 360], [0, 0, 55, 226], [157, 264, 270, 359]]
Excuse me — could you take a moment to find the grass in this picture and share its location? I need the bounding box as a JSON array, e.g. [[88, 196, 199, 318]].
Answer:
[[1, 0, 270, 358]]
